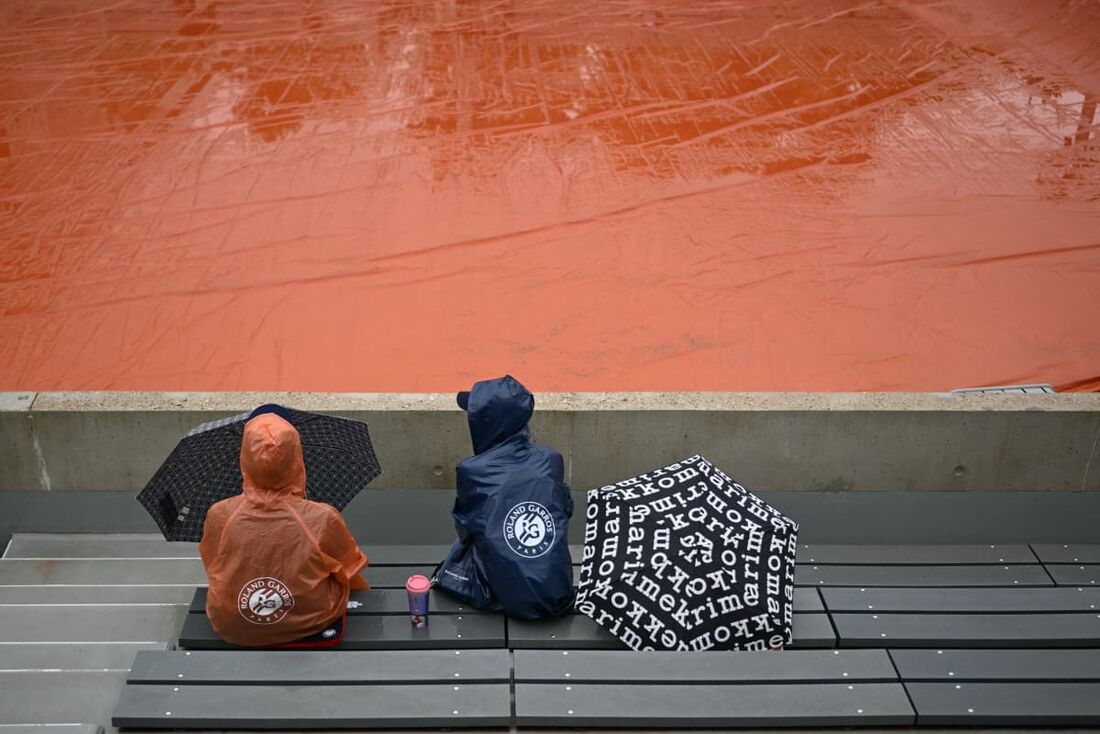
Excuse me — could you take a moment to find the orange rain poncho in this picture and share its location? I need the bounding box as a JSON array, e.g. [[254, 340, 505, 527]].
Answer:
[[199, 413, 368, 646]]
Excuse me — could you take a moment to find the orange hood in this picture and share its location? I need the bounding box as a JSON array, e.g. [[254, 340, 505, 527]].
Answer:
[[240, 413, 306, 500]]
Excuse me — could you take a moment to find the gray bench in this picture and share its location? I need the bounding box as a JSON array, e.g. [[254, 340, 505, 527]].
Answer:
[[113, 650, 511, 729], [896, 649, 1100, 725], [180, 587, 832, 651], [823, 587, 1100, 647], [100, 542, 1100, 729], [797, 564, 1052, 587], [798, 544, 1038, 564], [513, 649, 914, 727], [180, 588, 505, 650], [1031, 545, 1100, 564], [1046, 565, 1100, 586], [507, 608, 837, 650], [507, 615, 831, 650]]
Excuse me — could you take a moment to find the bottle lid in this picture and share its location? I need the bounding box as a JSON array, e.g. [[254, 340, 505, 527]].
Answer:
[[405, 574, 431, 593]]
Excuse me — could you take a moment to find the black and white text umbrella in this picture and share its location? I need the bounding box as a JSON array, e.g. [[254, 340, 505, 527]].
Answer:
[[575, 455, 798, 651]]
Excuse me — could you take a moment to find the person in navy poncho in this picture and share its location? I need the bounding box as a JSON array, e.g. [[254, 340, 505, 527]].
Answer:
[[434, 375, 574, 619]]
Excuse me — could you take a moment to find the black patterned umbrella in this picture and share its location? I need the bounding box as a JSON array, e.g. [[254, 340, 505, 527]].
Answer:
[[138, 407, 381, 541], [575, 455, 798, 651]]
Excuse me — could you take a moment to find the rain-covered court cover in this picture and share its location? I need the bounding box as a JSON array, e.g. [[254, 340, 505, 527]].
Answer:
[[1, 0, 1098, 392]]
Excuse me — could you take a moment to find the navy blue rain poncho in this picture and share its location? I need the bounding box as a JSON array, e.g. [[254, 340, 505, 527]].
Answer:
[[434, 376, 574, 620]]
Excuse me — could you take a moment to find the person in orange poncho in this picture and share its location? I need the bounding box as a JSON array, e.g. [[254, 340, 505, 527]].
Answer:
[[199, 410, 368, 646]]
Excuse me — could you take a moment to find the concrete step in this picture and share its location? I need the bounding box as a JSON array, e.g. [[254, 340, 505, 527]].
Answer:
[[0, 671, 127, 726], [0, 605, 187, 643], [4, 534, 196, 559], [0, 642, 164, 671], [0, 586, 196, 605], [0, 725, 102, 734], [0, 559, 206, 585]]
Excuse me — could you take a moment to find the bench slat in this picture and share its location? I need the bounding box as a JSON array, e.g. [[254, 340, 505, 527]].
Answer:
[[0, 605, 187, 643], [514, 682, 914, 727], [506, 613, 835, 650], [190, 585, 822, 616], [891, 649, 1100, 681], [128, 649, 509, 684], [834, 613, 1100, 647], [906, 682, 1100, 725], [0, 559, 434, 588], [1047, 565, 1100, 586], [790, 614, 838, 649], [799, 544, 1035, 565], [0, 642, 165, 671], [514, 649, 896, 683], [794, 587, 826, 612], [362, 566, 438, 588], [797, 564, 1051, 587], [189, 587, 470, 614], [178, 613, 504, 650], [1031, 545, 1100, 564], [112, 683, 512, 729], [823, 587, 1100, 612], [361, 545, 452, 565]]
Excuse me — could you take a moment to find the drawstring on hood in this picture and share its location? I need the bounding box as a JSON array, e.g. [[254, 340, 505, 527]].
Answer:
[[240, 413, 306, 501], [463, 375, 535, 455]]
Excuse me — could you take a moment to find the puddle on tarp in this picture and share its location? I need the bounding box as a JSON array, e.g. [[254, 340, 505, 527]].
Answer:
[[1, 0, 1098, 391]]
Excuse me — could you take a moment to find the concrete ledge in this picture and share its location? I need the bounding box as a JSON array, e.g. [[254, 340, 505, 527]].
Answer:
[[2, 392, 1099, 492], [0, 392, 37, 491]]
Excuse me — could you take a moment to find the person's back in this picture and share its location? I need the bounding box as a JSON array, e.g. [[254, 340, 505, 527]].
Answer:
[[437, 375, 574, 619], [199, 412, 368, 646]]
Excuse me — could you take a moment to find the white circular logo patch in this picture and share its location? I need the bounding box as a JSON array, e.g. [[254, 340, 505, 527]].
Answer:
[[503, 502, 556, 558], [238, 577, 295, 625]]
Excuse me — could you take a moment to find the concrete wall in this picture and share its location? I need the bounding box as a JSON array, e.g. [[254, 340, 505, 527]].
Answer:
[[2, 391, 1099, 492]]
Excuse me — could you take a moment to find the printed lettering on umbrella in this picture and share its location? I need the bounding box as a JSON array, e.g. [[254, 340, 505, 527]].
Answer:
[[576, 455, 798, 651]]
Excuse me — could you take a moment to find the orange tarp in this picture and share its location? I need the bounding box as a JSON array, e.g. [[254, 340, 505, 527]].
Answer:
[[1, 0, 1098, 392]]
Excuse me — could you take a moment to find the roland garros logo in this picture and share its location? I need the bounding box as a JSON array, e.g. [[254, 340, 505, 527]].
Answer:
[[503, 502, 555, 558], [238, 577, 295, 624]]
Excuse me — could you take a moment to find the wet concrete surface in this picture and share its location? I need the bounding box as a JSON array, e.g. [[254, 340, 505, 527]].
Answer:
[[1, 0, 1098, 392]]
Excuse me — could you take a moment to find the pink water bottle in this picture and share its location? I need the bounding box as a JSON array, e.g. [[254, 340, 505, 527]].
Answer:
[[405, 575, 430, 628]]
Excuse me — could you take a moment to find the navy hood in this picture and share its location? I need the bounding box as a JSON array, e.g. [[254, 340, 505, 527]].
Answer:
[[461, 375, 534, 455]]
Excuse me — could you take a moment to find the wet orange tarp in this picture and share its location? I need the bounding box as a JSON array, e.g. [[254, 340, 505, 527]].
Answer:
[[1, 0, 1098, 392]]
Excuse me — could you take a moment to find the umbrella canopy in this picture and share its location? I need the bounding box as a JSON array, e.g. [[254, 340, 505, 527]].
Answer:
[[138, 407, 380, 541], [575, 455, 798, 651]]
